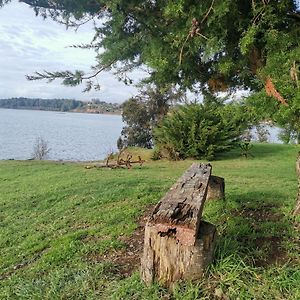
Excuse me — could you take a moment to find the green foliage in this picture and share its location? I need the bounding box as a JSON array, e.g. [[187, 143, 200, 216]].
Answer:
[[246, 89, 300, 144], [1, 1, 300, 97], [0, 1, 293, 91], [154, 97, 250, 160], [121, 85, 182, 148], [239, 141, 254, 159], [240, 25, 258, 55], [121, 97, 153, 149]]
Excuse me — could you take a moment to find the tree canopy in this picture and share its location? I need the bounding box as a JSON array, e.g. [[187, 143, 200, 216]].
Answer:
[[1, 1, 299, 94], [120, 85, 183, 148]]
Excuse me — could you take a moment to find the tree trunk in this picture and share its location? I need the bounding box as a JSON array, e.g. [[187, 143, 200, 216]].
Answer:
[[293, 152, 300, 215]]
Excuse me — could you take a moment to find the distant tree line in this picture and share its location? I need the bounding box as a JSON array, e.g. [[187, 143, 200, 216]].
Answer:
[[0, 98, 121, 113], [0, 98, 82, 111]]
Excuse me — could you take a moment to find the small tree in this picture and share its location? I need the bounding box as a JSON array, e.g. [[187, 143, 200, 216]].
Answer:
[[121, 97, 153, 148], [32, 137, 51, 160], [154, 96, 251, 160], [120, 85, 183, 148]]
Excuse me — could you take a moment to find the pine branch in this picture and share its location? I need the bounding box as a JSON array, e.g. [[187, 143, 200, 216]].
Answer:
[[26, 60, 117, 91], [82, 60, 116, 80], [201, 0, 215, 24]]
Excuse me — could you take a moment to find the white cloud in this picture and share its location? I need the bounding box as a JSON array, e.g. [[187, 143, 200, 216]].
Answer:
[[0, 0, 145, 102]]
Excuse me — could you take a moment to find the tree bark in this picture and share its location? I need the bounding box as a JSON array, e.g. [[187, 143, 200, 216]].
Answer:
[[141, 220, 216, 288], [147, 163, 212, 245], [293, 152, 300, 215], [141, 163, 217, 288]]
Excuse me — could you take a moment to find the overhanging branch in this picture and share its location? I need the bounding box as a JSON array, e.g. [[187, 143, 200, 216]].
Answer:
[[26, 60, 117, 92]]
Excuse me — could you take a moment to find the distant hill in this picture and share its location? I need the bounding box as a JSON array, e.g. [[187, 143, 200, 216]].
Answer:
[[0, 98, 122, 114]]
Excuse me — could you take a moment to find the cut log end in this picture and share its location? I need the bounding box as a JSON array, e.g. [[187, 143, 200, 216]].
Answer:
[[141, 220, 217, 288]]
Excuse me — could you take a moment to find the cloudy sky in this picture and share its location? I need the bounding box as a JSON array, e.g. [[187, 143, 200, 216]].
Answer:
[[0, 1, 145, 103]]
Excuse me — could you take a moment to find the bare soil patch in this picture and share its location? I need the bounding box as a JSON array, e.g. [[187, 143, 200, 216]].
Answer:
[[232, 204, 288, 267], [235, 204, 282, 222]]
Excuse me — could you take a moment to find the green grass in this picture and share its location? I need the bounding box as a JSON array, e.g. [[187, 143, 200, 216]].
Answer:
[[0, 144, 299, 299]]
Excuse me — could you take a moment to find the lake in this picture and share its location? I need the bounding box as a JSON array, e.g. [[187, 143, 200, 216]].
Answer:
[[0, 109, 123, 161], [0, 108, 282, 161]]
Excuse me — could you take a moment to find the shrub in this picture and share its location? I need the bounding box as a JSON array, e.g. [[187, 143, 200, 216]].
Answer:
[[153, 99, 250, 160], [32, 137, 51, 160]]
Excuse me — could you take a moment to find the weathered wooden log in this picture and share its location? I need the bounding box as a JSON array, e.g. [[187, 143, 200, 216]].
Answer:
[[207, 175, 225, 201], [293, 152, 300, 215], [141, 163, 217, 288]]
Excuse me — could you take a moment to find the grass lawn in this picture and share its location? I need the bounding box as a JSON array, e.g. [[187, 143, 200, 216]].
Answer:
[[0, 144, 299, 299]]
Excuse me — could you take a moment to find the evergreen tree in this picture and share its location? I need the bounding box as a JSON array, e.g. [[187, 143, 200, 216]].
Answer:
[[154, 96, 251, 160], [0, 1, 298, 98]]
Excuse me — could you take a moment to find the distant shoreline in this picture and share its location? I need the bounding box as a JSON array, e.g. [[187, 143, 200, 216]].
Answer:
[[71, 108, 122, 115], [0, 98, 122, 115], [0, 106, 122, 116]]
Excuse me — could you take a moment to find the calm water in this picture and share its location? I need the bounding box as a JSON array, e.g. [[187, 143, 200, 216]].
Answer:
[[0, 108, 282, 161], [0, 109, 123, 161]]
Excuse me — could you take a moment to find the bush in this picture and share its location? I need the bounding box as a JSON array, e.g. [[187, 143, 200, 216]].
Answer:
[[32, 137, 51, 160], [153, 99, 250, 160]]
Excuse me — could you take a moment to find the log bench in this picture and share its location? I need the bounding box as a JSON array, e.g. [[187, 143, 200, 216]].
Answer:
[[141, 163, 224, 288]]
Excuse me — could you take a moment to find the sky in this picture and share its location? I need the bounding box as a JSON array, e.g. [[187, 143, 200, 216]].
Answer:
[[0, 1, 145, 103]]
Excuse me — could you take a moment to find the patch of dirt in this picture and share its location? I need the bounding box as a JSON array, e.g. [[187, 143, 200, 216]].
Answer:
[[87, 205, 155, 278], [232, 204, 289, 267], [82, 235, 109, 243], [233, 204, 282, 222], [253, 236, 287, 267]]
